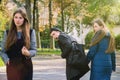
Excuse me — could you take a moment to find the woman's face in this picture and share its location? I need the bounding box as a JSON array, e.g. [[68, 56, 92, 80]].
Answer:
[[14, 13, 24, 27], [93, 23, 103, 33]]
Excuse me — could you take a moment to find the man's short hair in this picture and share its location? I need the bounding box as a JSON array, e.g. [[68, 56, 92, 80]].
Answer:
[[50, 27, 62, 33]]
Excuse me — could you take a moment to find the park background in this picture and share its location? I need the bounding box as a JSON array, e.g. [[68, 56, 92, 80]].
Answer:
[[0, 0, 120, 67]]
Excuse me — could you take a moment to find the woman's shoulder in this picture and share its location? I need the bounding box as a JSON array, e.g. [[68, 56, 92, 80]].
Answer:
[[30, 28, 35, 34], [30, 28, 35, 32]]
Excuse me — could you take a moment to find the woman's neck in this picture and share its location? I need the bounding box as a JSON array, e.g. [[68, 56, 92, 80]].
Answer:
[[17, 27, 22, 32]]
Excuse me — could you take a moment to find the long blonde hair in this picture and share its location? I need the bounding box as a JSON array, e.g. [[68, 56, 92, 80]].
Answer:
[[91, 19, 115, 53], [5, 8, 30, 50]]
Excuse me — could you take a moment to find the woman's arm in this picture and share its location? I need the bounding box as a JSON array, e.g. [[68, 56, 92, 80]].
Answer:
[[28, 29, 37, 57], [87, 44, 98, 63], [0, 31, 9, 64]]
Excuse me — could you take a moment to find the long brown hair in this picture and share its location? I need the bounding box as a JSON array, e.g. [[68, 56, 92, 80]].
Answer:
[[90, 19, 115, 53], [5, 8, 30, 50]]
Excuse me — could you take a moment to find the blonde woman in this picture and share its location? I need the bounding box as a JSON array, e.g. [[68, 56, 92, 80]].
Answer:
[[87, 19, 116, 80], [0, 8, 36, 80]]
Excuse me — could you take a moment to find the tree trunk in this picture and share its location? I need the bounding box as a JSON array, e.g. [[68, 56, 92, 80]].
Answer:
[[49, 0, 55, 49], [61, 0, 64, 31], [25, 0, 31, 23], [36, 0, 41, 48], [33, 0, 41, 48], [33, 0, 36, 29]]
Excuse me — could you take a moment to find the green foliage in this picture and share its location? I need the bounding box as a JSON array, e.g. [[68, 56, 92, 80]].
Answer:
[[115, 34, 120, 49], [0, 12, 9, 30], [82, 16, 94, 24], [55, 0, 120, 28], [40, 28, 50, 48], [85, 31, 94, 49], [41, 40, 50, 48], [0, 57, 4, 66], [81, 0, 118, 25], [0, 31, 4, 46], [0, 1, 10, 31]]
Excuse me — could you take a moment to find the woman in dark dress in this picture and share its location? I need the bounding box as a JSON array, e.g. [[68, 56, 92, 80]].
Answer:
[[0, 8, 37, 80]]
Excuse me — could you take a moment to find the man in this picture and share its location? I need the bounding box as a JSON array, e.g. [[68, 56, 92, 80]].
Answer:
[[50, 27, 89, 80]]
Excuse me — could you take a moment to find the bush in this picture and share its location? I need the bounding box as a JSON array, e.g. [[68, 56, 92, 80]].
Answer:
[[41, 40, 50, 48], [115, 34, 120, 49], [0, 57, 4, 66], [85, 31, 94, 49]]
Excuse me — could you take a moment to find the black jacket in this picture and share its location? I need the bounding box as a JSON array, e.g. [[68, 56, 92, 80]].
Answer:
[[58, 32, 86, 80]]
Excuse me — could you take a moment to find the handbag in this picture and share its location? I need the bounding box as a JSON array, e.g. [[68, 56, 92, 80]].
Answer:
[[68, 41, 89, 69]]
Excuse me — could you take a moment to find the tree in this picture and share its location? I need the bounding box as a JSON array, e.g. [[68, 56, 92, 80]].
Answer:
[[0, 0, 10, 31], [53, 0, 75, 31], [53, 0, 119, 46], [33, 0, 36, 29], [49, 0, 55, 49], [33, 0, 42, 48], [36, 0, 41, 48], [61, 0, 64, 31], [0, 0, 10, 42], [25, 0, 31, 23], [81, 0, 116, 24]]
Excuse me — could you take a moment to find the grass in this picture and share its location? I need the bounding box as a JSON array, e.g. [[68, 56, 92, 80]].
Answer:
[[37, 48, 61, 55], [0, 57, 4, 67]]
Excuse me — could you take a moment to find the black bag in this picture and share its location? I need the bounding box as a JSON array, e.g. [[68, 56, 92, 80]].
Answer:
[[68, 41, 89, 69]]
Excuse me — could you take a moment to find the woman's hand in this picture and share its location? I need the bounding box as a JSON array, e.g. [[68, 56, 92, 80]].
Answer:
[[21, 46, 30, 57], [6, 61, 9, 65]]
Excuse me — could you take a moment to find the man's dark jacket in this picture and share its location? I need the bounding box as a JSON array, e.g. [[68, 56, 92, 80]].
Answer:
[[58, 32, 89, 80]]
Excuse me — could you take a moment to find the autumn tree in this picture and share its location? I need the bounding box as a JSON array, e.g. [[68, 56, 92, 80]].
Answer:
[[48, 0, 55, 49], [0, 0, 10, 31], [0, 0, 10, 43], [33, 0, 41, 48]]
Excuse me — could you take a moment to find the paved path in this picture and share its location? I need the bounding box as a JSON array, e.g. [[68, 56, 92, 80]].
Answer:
[[0, 54, 120, 80]]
